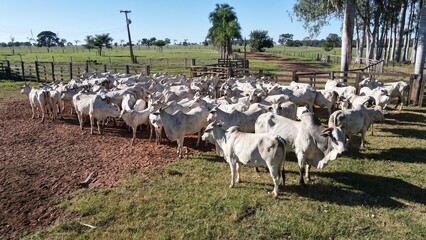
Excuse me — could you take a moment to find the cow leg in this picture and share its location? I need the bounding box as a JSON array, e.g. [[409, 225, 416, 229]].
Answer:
[[39, 104, 45, 123], [196, 130, 202, 147], [177, 138, 184, 158], [235, 163, 241, 183], [132, 127, 137, 145], [360, 131, 366, 148], [149, 123, 154, 140], [90, 115, 94, 135], [77, 112, 84, 130], [296, 152, 306, 185], [394, 96, 401, 110], [267, 164, 280, 198], [30, 104, 36, 119], [97, 120, 102, 135], [305, 164, 311, 182], [229, 161, 236, 188]]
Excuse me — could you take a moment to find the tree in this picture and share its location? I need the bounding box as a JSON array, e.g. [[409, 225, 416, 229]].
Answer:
[[249, 30, 274, 52], [323, 33, 341, 51], [83, 33, 113, 56], [164, 38, 171, 45], [278, 33, 294, 46], [293, 0, 354, 74], [153, 39, 167, 51], [10, 36, 15, 55], [36, 31, 59, 52], [207, 3, 242, 58], [58, 38, 67, 47]]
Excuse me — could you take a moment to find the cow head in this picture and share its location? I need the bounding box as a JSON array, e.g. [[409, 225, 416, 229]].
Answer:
[[320, 126, 346, 165], [207, 107, 218, 123], [20, 84, 31, 94]]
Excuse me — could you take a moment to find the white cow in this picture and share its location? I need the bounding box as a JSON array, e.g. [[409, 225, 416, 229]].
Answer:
[[328, 106, 385, 148], [202, 123, 287, 198], [314, 89, 338, 115], [120, 106, 154, 144], [255, 111, 346, 184], [152, 106, 209, 158], [73, 91, 120, 134], [20, 84, 53, 122], [207, 106, 265, 133]]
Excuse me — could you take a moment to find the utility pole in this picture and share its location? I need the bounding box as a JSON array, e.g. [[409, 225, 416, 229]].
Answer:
[[120, 10, 136, 63]]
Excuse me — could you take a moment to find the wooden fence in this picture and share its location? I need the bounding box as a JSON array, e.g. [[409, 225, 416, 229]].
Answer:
[[0, 60, 155, 82], [254, 69, 422, 106], [190, 59, 248, 78]]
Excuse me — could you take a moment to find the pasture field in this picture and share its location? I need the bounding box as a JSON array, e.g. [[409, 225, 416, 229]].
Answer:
[[0, 45, 416, 76]]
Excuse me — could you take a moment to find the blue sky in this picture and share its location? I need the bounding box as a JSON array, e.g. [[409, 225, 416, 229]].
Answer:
[[0, 0, 342, 44]]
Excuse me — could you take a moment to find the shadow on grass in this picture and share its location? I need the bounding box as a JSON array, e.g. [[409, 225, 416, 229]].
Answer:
[[379, 128, 426, 140], [347, 147, 426, 164], [385, 111, 426, 123], [285, 171, 426, 208]]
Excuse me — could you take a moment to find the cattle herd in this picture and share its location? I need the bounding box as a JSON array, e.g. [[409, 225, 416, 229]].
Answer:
[[19, 72, 410, 197]]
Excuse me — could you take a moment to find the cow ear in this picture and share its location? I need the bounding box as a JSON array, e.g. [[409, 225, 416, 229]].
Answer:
[[321, 127, 332, 137]]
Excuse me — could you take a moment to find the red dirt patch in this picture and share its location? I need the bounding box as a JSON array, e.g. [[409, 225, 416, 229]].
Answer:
[[0, 97, 213, 238], [247, 52, 321, 72]]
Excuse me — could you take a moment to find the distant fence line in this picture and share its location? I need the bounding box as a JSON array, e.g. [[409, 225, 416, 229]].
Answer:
[[0, 58, 221, 82]]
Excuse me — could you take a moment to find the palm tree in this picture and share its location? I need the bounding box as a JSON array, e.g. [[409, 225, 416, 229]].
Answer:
[[207, 3, 242, 59]]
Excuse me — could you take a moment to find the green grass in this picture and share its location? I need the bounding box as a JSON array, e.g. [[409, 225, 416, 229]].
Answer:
[[18, 107, 426, 239]]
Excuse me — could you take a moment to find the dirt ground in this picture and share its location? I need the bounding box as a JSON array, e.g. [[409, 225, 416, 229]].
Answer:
[[0, 98, 213, 238]]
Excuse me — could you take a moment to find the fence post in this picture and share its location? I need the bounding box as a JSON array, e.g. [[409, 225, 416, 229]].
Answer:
[[355, 72, 361, 94], [125, 65, 130, 74], [103, 64, 107, 73], [21, 61, 25, 81], [51, 62, 55, 81], [258, 69, 264, 76], [227, 67, 234, 78], [5, 60, 11, 79], [330, 71, 335, 80], [35, 61, 40, 82], [292, 70, 298, 82], [191, 59, 196, 66], [85, 62, 89, 73], [69, 62, 73, 80], [418, 74, 425, 107], [145, 65, 151, 76]]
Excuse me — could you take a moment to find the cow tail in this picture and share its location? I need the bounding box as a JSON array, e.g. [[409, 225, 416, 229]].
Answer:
[[276, 135, 287, 185], [276, 135, 287, 156]]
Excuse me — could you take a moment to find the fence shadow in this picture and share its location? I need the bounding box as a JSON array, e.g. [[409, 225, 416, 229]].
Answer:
[[385, 111, 426, 124], [285, 171, 426, 208], [379, 128, 426, 140]]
